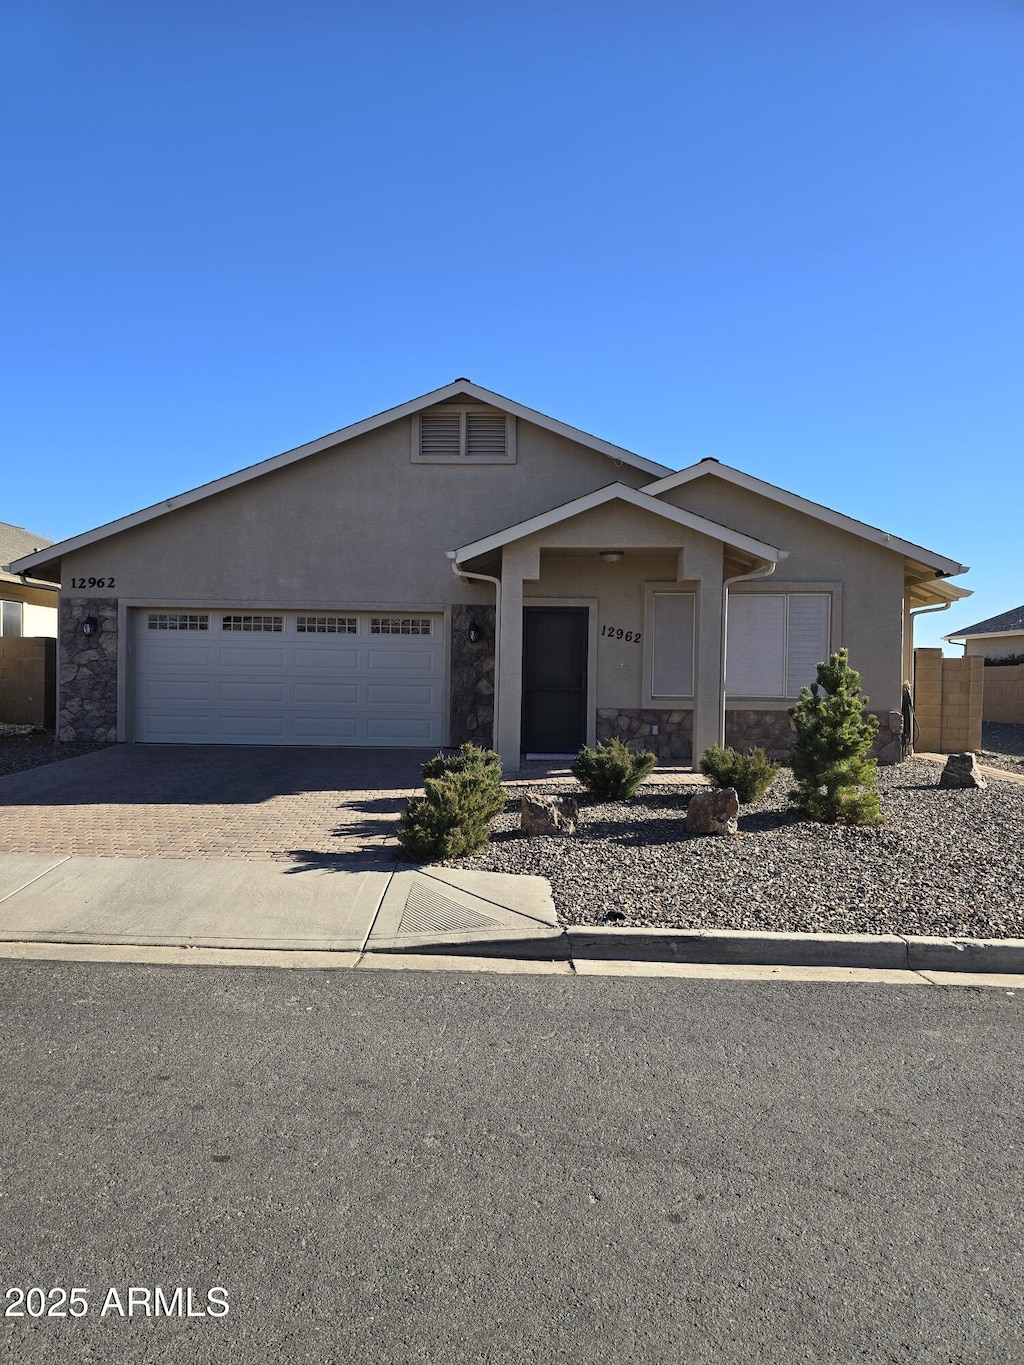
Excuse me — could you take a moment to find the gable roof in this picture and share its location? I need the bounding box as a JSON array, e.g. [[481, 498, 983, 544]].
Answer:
[[944, 604, 1024, 641], [8, 381, 673, 579], [450, 482, 786, 565], [0, 521, 54, 586], [644, 459, 969, 579]]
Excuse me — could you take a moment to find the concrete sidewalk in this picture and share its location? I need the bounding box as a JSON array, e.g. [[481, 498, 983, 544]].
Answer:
[[0, 853, 558, 953]]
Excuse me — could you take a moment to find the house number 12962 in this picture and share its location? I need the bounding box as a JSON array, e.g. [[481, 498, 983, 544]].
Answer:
[[70, 577, 115, 589], [601, 625, 641, 643]]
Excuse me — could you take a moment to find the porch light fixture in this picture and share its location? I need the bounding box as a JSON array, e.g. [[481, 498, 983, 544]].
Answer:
[[599, 550, 625, 563], [82, 617, 99, 637], [467, 620, 481, 644]]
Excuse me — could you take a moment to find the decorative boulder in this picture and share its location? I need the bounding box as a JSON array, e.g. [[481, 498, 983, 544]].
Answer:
[[521, 793, 579, 837], [685, 787, 739, 836], [939, 753, 988, 790]]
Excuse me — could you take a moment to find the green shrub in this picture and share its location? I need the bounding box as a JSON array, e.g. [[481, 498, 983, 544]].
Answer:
[[397, 752, 506, 862], [572, 737, 657, 801], [421, 742, 503, 785], [788, 648, 883, 826], [699, 745, 779, 803]]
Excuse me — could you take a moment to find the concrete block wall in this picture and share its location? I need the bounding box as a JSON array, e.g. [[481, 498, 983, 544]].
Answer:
[[912, 649, 983, 753], [983, 664, 1024, 725], [0, 637, 56, 728]]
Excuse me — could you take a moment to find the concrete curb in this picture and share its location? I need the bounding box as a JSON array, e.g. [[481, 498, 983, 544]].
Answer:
[[368, 924, 1024, 975]]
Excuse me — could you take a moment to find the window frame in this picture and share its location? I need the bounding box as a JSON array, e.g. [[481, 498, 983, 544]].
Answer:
[[411, 408, 517, 464], [0, 599, 24, 637], [725, 584, 840, 701], [641, 582, 698, 706]]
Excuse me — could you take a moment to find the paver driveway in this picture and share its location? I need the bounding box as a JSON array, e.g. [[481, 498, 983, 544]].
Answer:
[[0, 745, 431, 864]]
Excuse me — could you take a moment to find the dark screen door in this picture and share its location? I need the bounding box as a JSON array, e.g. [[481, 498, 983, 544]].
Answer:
[[521, 607, 589, 753]]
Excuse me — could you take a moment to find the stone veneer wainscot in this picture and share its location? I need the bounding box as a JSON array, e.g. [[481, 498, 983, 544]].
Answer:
[[59, 597, 118, 742], [449, 604, 496, 748]]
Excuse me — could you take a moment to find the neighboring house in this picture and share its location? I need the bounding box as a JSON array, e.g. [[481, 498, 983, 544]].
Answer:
[[944, 605, 1024, 661], [0, 521, 58, 728], [9, 380, 970, 763], [0, 521, 58, 639]]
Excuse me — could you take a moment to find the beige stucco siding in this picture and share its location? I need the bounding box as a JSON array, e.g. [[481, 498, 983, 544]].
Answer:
[[59, 415, 649, 606], [662, 475, 906, 710], [964, 634, 1024, 659]]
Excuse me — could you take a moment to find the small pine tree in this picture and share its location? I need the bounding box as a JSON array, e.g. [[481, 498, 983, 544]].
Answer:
[[572, 738, 657, 801], [788, 648, 884, 826], [397, 767, 506, 862]]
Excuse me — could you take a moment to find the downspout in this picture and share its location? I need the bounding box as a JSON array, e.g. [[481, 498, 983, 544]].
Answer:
[[719, 556, 786, 748], [447, 553, 501, 752]]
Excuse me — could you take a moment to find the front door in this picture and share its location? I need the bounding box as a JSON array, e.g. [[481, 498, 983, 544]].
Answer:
[[521, 607, 589, 754]]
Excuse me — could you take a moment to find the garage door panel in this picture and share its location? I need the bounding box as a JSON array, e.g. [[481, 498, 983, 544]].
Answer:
[[134, 610, 445, 747], [218, 645, 287, 669], [293, 646, 360, 670], [293, 682, 361, 704]]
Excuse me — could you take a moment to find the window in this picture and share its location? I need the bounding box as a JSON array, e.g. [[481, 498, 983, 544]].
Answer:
[[147, 613, 209, 631], [650, 592, 695, 697], [296, 616, 357, 634], [1, 600, 23, 637], [221, 615, 283, 632], [370, 617, 432, 636], [413, 408, 516, 463], [726, 593, 831, 697]]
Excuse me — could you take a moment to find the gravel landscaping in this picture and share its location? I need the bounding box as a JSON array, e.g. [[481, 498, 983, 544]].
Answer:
[[0, 726, 108, 778], [447, 757, 1024, 939], [979, 722, 1024, 775]]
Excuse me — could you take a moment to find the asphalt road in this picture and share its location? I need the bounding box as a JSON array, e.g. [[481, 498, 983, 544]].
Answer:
[[0, 961, 1021, 1364]]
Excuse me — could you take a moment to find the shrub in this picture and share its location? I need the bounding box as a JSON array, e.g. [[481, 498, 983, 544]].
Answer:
[[572, 737, 657, 801], [421, 742, 503, 785], [699, 745, 779, 803], [396, 767, 507, 862], [788, 648, 883, 826]]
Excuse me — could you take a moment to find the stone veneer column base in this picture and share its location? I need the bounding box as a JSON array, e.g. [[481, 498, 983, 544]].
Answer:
[[596, 708, 693, 762], [59, 598, 119, 743], [449, 605, 496, 749], [726, 709, 904, 765]]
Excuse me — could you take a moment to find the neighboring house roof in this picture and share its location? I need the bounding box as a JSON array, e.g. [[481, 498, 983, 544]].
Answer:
[[450, 483, 786, 565], [944, 604, 1024, 642], [644, 459, 969, 579], [8, 380, 673, 579], [0, 520, 54, 587]]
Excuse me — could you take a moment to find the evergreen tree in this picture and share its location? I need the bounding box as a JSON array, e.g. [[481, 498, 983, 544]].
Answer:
[[788, 648, 883, 826]]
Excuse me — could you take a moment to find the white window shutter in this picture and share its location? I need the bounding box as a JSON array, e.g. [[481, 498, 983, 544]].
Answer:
[[726, 595, 786, 696], [651, 593, 695, 696], [466, 411, 507, 459], [419, 411, 461, 459], [786, 594, 830, 696]]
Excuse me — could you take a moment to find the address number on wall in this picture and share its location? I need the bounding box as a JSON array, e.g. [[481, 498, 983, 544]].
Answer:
[[69, 577, 115, 589], [601, 624, 641, 643]]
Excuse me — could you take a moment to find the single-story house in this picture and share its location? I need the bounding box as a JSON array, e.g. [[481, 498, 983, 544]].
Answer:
[[944, 605, 1024, 661], [9, 380, 971, 766], [0, 521, 58, 639]]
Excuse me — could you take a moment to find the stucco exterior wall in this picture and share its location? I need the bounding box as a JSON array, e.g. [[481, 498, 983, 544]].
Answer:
[[663, 475, 906, 712], [58, 415, 650, 608], [964, 634, 1024, 660]]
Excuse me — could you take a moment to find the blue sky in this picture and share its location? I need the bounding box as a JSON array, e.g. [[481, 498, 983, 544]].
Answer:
[[2, 0, 1021, 651]]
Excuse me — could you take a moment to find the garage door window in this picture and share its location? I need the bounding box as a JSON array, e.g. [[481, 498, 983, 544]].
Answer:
[[148, 613, 209, 631], [222, 615, 283, 632], [297, 616, 357, 634], [370, 617, 432, 636]]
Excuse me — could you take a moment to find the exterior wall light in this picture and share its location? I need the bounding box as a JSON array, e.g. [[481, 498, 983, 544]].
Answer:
[[467, 620, 481, 644], [82, 617, 100, 637], [599, 551, 625, 563]]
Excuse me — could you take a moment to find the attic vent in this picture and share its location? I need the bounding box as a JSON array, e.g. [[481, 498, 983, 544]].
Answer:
[[413, 407, 516, 464]]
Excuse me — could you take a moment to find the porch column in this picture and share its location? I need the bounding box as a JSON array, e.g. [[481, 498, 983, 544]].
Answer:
[[684, 537, 725, 765], [495, 543, 540, 769]]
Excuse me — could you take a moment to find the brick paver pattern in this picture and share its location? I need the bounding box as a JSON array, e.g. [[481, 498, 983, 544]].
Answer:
[[0, 746, 431, 865]]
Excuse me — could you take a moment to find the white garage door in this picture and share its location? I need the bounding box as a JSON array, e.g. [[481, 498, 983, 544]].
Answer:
[[132, 609, 445, 746]]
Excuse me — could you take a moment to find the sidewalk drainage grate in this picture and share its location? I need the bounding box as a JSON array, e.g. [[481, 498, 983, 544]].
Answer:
[[398, 882, 503, 936]]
